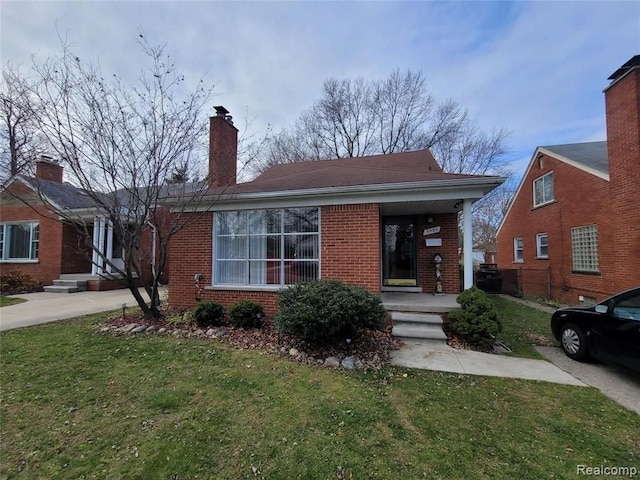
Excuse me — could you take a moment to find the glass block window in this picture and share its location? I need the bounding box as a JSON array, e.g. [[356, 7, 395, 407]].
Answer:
[[213, 208, 319, 285], [533, 172, 554, 207], [571, 225, 599, 273]]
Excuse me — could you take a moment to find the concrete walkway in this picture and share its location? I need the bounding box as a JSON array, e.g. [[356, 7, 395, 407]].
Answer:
[[388, 293, 584, 385], [391, 339, 585, 386], [0, 288, 151, 331]]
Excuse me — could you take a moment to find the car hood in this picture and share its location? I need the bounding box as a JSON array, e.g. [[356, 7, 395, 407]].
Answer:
[[553, 305, 594, 315]]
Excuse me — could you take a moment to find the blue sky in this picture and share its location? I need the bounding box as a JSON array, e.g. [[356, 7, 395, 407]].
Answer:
[[1, 1, 638, 180]]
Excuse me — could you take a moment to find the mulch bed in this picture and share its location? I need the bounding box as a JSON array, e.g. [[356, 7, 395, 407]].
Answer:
[[99, 310, 402, 370]]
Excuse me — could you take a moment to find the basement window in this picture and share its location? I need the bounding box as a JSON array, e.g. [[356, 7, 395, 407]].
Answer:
[[0, 222, 39, 261]]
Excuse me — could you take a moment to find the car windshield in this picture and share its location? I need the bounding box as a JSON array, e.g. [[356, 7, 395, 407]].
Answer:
[[612, 292, 640, 320]]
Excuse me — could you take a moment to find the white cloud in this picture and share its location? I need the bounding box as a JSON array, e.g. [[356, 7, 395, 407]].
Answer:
[[1, 0, 638, 179]]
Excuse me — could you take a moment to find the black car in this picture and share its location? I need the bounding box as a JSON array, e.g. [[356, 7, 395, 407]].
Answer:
[[550, 287, 640, 374]]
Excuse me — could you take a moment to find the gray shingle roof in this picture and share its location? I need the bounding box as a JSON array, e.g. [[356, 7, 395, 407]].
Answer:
[[540, 141, 608, 175], [20, 176, 97, 210]]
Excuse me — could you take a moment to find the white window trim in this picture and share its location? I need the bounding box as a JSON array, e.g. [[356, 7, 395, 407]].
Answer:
[[211, 208, 321, 287], [0, 221, 39, 262], [533, 172, 554, 208], [513, 237, 524, 263], [536, 233, 548, 259]]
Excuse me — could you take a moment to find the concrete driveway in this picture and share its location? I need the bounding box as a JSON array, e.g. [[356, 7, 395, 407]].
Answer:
[[0, 288, 151, 332], [536, 346, 640, 415]]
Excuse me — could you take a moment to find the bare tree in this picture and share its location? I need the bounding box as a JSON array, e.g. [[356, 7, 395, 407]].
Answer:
[[471, 178, 516, 251], [26, 36, 214, 318], [0, 65, 45, 182], [254, 69, 510, 177]]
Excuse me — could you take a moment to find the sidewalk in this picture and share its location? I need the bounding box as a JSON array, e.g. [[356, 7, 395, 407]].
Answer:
[[0, 288, 151, 332], [390, 294, 584, 386], [391, 339, 585, 386]]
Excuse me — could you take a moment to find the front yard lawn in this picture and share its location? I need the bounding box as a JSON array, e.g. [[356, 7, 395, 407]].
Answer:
[[492, 295, 556, 358], [0, 296, 27, 307], [1, 312, 638, 479]]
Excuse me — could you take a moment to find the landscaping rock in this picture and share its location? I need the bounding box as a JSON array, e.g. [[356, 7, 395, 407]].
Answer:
[[289, 348, 299, 357], [206, 328, 216, 336], [145, 326, 156, 333], [341, 356, 356, 369], [131, 326, 147, 334], [157, 327, 167, 334], [324, 357, 341, 368]]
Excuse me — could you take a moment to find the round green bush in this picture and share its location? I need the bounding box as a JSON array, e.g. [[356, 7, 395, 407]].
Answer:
[[228, 299, 265, 329], [273, 280, 386, 343], [193, 301, 225, 328], [448, 286, 502, 349]]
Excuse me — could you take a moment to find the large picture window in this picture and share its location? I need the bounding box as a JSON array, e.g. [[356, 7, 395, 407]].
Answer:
[[571, 225, 599, 273], [214, 208, 319, 286], [0, 222, 39, 261], [533, 172, 554, 207]]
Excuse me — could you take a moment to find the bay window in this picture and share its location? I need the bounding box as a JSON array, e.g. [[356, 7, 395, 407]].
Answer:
[[0, 222, 39, 261], [214, 208, 319, 286]]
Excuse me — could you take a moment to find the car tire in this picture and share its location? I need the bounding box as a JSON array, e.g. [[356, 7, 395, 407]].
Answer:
[[560, 323, 589, 361]]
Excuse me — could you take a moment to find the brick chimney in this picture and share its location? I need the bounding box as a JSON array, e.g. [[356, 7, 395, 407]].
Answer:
[[35, 155, 63, 183], [209, 106, 238, 188], [604, 55, 640, 292]]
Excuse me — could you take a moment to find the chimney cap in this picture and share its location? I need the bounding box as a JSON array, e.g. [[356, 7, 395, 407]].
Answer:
[[214, 105, 230, 117], [608, 55, 640, 82]]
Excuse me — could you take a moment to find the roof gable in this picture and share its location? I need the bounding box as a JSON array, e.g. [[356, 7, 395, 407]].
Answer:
[[497, 141, 609, 236]]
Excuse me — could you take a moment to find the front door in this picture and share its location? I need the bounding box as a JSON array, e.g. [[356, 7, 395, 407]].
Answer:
[[382, 216, 417, 286]]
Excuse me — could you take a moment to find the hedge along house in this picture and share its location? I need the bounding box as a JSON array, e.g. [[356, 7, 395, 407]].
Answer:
[[0, 157, 168, 292], [167, 107, 505, 315]]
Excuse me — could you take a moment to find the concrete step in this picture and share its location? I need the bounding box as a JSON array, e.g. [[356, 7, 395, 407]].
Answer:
[[392, 324, 448, 341], [43, 285, 83, 294], [53, 279, 88, 288], [391, 311, 443, 325]]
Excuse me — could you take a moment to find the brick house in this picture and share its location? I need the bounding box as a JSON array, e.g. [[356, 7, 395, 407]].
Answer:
[[167, 107, 505, 315], [496, 55, 640, 304], [0, 158, 165, 291]]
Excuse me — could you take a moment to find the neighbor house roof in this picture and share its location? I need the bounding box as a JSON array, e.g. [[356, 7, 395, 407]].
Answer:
[[496, 141, 609, 236], [18, 176, 97, 210], [539, 141, 608, 176]]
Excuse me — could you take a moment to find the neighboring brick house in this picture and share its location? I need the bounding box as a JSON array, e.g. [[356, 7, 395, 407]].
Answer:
[[0, 158, 167, 291], [167, 107, 505, 315], [496, 55, 640, 304]]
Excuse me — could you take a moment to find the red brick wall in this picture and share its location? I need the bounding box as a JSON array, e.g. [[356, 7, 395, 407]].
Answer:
[[320, 203, 381, 292], [416, 213, 460, 294], [168, 205, 382, 315], [496, 152, 615, 303], [209, 115, 238, 188], [0, 184, 63, 285], [60, 223, 93, 274], [606, 69, 640, 293]]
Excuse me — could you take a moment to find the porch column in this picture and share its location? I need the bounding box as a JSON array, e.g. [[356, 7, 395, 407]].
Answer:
[[105, 220, 114, 274], [91, 216, 106, 276], [463, 199, 473, 290]]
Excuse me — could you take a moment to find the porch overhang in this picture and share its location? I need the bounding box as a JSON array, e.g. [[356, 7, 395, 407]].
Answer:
[[168, 176, 506, 213]]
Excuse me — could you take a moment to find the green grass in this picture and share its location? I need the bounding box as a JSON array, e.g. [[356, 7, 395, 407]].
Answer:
[[1, 313, 638, 479], [492, 295, 556, 359], [0, 296, 26, 307]]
